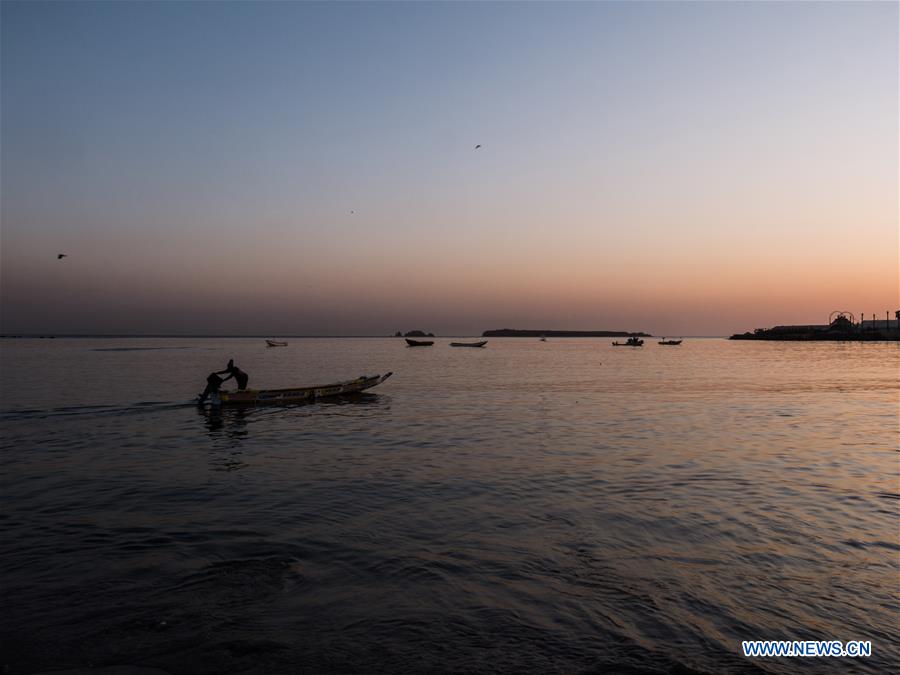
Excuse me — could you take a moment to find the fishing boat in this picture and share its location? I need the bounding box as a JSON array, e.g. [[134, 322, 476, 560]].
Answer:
[[265, 339, 288, 347], [405, 338, 434, 347], [612, 336, 644, 347], [210, 372, 393, 406], [450, 340, 487, 348], [658, 338, 682, 345]]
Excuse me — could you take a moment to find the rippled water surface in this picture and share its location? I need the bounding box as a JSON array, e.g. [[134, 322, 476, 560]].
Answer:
[[1, 337, 898, 674]]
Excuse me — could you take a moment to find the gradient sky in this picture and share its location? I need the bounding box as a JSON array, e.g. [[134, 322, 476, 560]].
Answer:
[[2, 1, 897, 336]]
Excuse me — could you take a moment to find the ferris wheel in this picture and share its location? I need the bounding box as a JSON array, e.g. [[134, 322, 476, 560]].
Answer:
[[829, 310, 855, 324]]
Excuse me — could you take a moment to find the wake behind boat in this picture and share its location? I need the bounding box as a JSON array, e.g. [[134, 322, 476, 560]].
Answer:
[[450, 340, 487, 348], [207, 372, 393, 406]]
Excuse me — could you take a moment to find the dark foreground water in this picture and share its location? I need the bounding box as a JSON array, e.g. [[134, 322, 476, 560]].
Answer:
[[1, 338, 897, 674]]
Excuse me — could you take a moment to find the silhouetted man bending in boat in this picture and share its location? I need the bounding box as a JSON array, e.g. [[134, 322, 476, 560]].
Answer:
[[218, 359, 249, 390], [198, 372, 224, 404]]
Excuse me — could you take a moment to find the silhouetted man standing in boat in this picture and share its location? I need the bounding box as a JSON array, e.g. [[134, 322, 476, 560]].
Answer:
[[218, 359, 249, 390]]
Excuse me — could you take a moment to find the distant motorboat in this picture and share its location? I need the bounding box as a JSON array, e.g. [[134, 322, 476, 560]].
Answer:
[[539, 335, 547, 342], [658, 338, 682, 345], [612, 336, 644, 347], [266, 340, 288, 347], [405, 338, 434, 347], [450, 340, 487, 348]]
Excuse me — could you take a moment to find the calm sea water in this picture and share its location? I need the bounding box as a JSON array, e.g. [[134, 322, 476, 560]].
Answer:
[[1, 337, 897, 674]]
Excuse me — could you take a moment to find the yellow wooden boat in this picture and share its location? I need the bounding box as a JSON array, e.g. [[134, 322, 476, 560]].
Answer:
[[211, 372, 392, 406]]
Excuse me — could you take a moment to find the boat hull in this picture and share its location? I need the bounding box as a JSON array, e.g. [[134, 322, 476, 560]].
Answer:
[[266, 340, 288, 347], [405, 339, 434, 347], [211, 372, 392, 406], [450, 341, 487, 348]]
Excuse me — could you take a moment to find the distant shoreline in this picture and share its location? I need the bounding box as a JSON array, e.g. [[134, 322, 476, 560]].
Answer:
[[1, 334, 733, 339], [0, 334, 435, 339], [482, 329, 652, 338]]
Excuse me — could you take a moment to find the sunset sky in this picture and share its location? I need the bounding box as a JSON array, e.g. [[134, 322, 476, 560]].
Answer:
[[2, 1, 897, 336]]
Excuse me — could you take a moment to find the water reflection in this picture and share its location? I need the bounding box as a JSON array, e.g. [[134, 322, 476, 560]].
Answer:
[[197, 406, 250, 472], [198, 392, 389, 437], [198, 404, 251, 438], [316, 392, 388, 409]]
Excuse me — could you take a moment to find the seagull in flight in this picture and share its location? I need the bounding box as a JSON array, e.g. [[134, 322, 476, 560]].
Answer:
[[57, 254, 67, 259]]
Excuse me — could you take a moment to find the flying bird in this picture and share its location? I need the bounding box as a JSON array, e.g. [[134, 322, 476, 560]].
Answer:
[[475, 144, 482, 149], [57, 254, 67, 259]]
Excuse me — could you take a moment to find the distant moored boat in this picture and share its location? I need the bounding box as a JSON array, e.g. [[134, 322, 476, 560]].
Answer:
[[405, 338, 434, 347], [266, 340, 288, 347], [612, 336, 644, 347], [658, 338, 682, 345], [450, 340, 487, 348]]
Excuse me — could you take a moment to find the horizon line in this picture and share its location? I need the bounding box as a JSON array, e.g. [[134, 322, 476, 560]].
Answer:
[[0, 333, 732, 339]]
